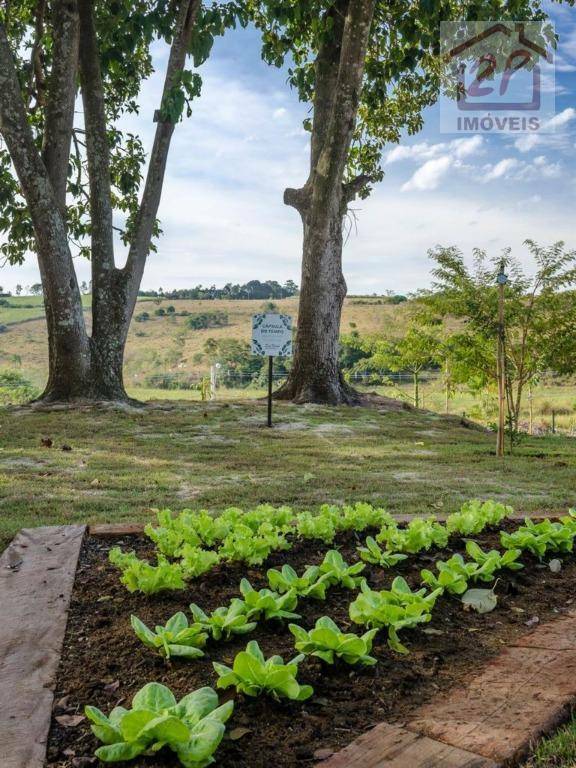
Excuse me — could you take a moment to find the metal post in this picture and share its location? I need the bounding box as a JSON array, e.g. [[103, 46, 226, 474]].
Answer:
[[267, 355, 273, 427], [496, 262, 507, 457]]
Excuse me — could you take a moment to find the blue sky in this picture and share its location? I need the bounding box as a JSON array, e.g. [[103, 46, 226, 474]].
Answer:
[[1, 3, 575, 295]]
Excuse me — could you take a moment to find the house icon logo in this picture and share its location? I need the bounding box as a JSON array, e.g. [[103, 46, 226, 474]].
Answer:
[[440, 20, 556, 134]]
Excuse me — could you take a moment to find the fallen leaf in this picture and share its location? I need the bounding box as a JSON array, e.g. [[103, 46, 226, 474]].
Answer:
[[423, 627, 444, 636], [229, 727, 251, 741], [103, 680, 120, 695], [314, 749, 335, 760], [462, 588, 497, 614], [55, 714, 85, 728]]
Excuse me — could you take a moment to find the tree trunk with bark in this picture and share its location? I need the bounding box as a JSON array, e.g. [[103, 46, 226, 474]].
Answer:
[[0, 0, 200, 403], [275, 0, 376, 405]]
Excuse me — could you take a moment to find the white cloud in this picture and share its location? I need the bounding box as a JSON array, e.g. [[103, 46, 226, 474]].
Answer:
[[401, 156, 453, 192], [482, 158, 519, 182]]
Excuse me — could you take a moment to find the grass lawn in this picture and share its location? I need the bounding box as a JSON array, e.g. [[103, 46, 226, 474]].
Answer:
[[1, 398, 575, 552], [525, 717, 576, 767]]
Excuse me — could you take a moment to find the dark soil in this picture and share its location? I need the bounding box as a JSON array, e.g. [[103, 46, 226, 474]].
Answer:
[[46, 525, 576, 767]]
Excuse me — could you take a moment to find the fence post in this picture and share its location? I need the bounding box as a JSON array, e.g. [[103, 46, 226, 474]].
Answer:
[[552, 410, 556, 434]]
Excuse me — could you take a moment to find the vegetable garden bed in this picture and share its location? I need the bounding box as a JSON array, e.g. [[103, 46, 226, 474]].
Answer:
[[44, 511, 576, 768]]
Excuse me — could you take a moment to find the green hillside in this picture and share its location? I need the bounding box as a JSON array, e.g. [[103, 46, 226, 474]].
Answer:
[[0, 294, 411, 390]]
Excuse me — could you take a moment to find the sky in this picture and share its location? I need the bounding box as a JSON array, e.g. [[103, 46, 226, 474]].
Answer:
[[1, 3, 575, 295]]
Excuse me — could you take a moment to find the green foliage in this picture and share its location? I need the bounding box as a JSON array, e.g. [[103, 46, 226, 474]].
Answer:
[[465, 541, 523, 580], [85, 683, 233, 767], [290, 617, 378, 666], [317, 550, 365, 589], [296, 511, 336, 544], [267, 564, 330, 600], [426, 242, 576, 432], [213, 640, 313, 701], [186, 311, 229, 330], [238, 578, 300, 622], [446, 500, 513, 535], [420, 554, 479, 595], [357, 536, 408, 568], [108, 548, 186, 595], [131, 613, 207, 660], [0, 370, 39, 404], [179, 545, 220, 579], [501, 518, 576, 558], [189, 600, 257, 642], [218, 523, 289, 565], [349, 577, 438, 654], [376, 517, 449, 554]]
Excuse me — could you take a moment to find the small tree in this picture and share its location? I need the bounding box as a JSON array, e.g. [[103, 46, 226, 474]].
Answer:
[[367, 324, 440, 408], [428, 241, 576, 431]]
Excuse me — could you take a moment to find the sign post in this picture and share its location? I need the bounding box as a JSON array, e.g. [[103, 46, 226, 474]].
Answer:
[[251, 313, 292, 427]]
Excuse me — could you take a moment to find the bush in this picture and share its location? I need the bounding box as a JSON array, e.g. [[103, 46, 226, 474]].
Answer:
[[135, 312, 149, 322], [154, 308, 166, 317], [0, 371, 39, 404], [187, 311, 229, 330]]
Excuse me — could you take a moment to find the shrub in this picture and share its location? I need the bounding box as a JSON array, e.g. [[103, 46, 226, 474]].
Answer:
[[0, 370, 39, 404]]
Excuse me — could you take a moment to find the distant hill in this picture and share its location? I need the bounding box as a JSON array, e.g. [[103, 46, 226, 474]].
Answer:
[[0, 295, 415, 391]]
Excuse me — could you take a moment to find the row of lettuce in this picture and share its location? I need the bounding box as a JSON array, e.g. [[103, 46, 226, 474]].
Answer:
[[87, 502, 576, 767]]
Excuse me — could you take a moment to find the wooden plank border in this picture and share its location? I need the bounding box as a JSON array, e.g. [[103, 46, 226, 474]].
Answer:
[[0, 525, 86, 768]]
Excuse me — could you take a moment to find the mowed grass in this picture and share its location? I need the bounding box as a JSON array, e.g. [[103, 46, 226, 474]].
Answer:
[[1, 398, 576, 551], [525, 717, 576, 768]]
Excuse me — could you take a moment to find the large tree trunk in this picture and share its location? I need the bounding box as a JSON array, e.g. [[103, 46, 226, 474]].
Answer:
[[275, 0, 376, 405], [277, 192, 359, 404]]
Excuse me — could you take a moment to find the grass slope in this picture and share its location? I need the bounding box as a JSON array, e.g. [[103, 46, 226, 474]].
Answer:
[[1, 399, 575, 551], [0, 296, 406, 388]]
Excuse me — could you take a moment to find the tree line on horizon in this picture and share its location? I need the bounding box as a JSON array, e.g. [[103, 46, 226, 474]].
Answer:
[[0, 0, 568, 407]]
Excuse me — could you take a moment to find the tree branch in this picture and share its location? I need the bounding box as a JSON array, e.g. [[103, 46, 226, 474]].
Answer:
[[78, 0, 115, 275], [42, 0, 79, 214], [124, 0, 201, 301], [343, 172, 372, 202]]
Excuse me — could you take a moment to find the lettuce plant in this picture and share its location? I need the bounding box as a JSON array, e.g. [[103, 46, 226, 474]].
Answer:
[[446, 500, 513, 535], [131, 613, 207, 660], [239, 578, 300, 621], [109, 548, 186, 595], [267, 564, 330, 599], [290, 616, 378, 666], [189, 599, 257, 641], [317, 549, 365, 589], [213, 640, 313, 701], [357, 537, 408, 567], [465, 541, 523, 578], [179, 545, 220, 579], [421, 554, 480, 595], [501, 518, 576, 558], [377, 517, 448, 554], [349, 578, 438, 654], [218, 523, 288, 565], [145, 509, 192, 557], [296, 511, 337, 544], [85, 683, 233, 767]]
